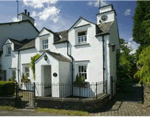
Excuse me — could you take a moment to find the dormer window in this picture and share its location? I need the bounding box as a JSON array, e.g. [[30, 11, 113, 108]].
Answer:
[[42, 39, 48, 49], [78, 31, 87, 44], [6, 46, 11, 56]]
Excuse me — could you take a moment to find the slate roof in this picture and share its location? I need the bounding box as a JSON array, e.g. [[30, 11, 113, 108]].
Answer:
[[9, 38, 35, 51], [54, 30, 68, 44], [35, 50, 71, 62], [18, 39, 35, 50], [96, 21, 114, 36]]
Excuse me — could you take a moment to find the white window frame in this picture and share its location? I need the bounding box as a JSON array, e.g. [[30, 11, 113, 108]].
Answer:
[[6, 45, 11, 56], [12, 69, 16, 79], [77, 31, 87, 45], [23, 65, 30, 78], [42, 39, 48, 50], [78, 65, 87, 79]]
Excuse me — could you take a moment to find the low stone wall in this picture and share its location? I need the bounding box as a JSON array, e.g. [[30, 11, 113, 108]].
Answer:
[[144, 84, 150, 106], [0, 97, 16, 107], [35, 94, 110, 111]]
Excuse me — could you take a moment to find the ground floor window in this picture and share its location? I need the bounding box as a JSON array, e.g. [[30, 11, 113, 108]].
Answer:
[[78, 65, 87, 79], [12, 69, 16, 78], [23, 65, 30, 77]]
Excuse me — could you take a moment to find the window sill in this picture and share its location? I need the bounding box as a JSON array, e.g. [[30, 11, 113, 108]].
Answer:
[[74, 43, 90, 47], [5, 55, 11, 57]]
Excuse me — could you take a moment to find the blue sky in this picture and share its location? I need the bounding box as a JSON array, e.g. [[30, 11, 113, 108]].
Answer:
[[0, 0, 139, 54]]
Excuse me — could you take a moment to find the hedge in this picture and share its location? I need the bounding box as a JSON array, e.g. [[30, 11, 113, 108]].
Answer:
[[0, 81, 15, 96]]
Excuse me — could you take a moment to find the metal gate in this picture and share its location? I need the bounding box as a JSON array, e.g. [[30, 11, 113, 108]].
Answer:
[[16, 82, 35, 109]]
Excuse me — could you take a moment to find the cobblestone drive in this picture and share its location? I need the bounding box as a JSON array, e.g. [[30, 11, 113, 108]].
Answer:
[[90, 86, 150, 116]]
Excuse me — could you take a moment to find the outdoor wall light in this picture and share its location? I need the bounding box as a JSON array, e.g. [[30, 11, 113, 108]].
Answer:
[[108, 43, 116, 52], [44, 55, 48, 61]]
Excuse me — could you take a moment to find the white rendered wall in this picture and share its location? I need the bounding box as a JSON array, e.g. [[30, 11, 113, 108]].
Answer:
[[97, 11, 115, 24], [35, 29, 68, 58], [59, 61, 72, 98], [35, 53, 59, 97], [99, 5, 112, 13], [68, 19, 103, 84], [109, 19, 120, 96]]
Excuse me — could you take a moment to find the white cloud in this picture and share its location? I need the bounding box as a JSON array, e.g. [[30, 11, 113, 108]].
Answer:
[[87, 1, 93, 6], [38, 6, 60, 22], [11, 17, 19, 22], [87, 0, 108, 7], [125, 9, 131, 16], [31, 11, 37, 17], [127, 37, 140, 54], [30, 6, 60, 23], [23, 0, 58, 9]]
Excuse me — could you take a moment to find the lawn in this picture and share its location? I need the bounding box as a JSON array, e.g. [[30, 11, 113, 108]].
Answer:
[[36, 108, 89, 116], [0, 106, 14, 111]]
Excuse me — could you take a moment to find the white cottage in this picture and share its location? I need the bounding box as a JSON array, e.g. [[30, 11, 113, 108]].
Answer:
[[0, 4, 120, 98]]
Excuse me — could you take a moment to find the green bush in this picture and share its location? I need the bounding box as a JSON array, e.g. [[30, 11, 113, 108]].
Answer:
[[0, 81, 15, 96], [21, 73, 30, 83], [9, 76, 15, 82]]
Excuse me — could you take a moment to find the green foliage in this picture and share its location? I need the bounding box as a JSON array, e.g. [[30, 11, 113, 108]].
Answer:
[[134, 45, 150, 84], [117, 39, 137, 80], [21, 73, 30, 83], [9, 76, 15, 82], [0, 81, 15, 96], [74, 74, 86, 84], [30, 54, 41, 80], [133, 1, 150, 59]]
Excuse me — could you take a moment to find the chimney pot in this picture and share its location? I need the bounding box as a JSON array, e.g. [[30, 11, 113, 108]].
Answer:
[[25, 9, 27, 15], [28, 12, 30, 16]]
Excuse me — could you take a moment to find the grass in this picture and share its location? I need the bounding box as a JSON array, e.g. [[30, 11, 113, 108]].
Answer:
[[36, 108, 89, 116], [0, 106, 14, 111]]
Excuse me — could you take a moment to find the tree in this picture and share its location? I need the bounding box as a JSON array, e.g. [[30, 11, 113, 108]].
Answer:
[[117, 39, 136, 80], [133, 1, 150, 59], [134, 45, 150, 84]]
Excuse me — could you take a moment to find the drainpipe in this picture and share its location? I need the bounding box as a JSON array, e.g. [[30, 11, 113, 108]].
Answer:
[[17, 50, 20, 82], [67, 41, 74, 96], [102, 35, 106, 94]]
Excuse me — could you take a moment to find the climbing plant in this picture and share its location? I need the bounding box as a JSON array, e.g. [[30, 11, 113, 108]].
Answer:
[[30, 54, 41, 80]]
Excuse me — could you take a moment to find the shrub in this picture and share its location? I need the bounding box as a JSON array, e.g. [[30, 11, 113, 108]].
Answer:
[[0, 81, 15, 96], [21, 73, 30, 83], [9, 76, 15, 82]]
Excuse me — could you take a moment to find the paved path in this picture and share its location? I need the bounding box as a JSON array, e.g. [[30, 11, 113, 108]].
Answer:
[[90, 85, 150, 116]]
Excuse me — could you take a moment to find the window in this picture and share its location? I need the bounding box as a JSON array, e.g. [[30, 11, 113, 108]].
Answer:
[[23, 65, 30, 77], [78, 65, 87, 79], [78, 31, 87, 44], [12, 70, 16, 78], [25, 66, 30, 77], [42, 39, 48, 49], [6, 46, 11, 55]]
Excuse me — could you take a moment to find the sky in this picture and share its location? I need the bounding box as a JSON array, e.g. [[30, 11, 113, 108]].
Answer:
[[0, 0, 140, 54]]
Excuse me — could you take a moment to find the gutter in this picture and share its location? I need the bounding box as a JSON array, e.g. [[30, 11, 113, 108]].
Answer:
[[17, 50, 20, 82], [67, 41, 74, 96], [102, 35, 106, 94]]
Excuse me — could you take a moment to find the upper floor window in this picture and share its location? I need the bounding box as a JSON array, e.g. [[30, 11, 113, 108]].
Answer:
[[6, 46, 11, 56], [78, 31, 87, 44], [42, 39, 48, 49], [78, 65, 87, 79]]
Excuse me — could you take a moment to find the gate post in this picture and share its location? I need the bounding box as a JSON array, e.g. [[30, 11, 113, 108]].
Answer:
[[15, 82, 19, 108], [141, 82, 144, 104]]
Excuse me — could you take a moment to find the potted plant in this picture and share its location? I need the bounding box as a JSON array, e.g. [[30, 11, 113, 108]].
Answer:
[[21, 73, 31, 90], [73, 74, 89, 88]]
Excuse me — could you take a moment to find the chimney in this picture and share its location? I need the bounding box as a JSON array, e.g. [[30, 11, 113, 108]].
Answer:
[[25, 9, 27, 15], [28, 12, 30, 16]]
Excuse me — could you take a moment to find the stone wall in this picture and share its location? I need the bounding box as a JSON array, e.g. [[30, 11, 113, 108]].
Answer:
[[0, 97, 16, 107], [35, 94, 110, 111], [144, 84, 150, 106]]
